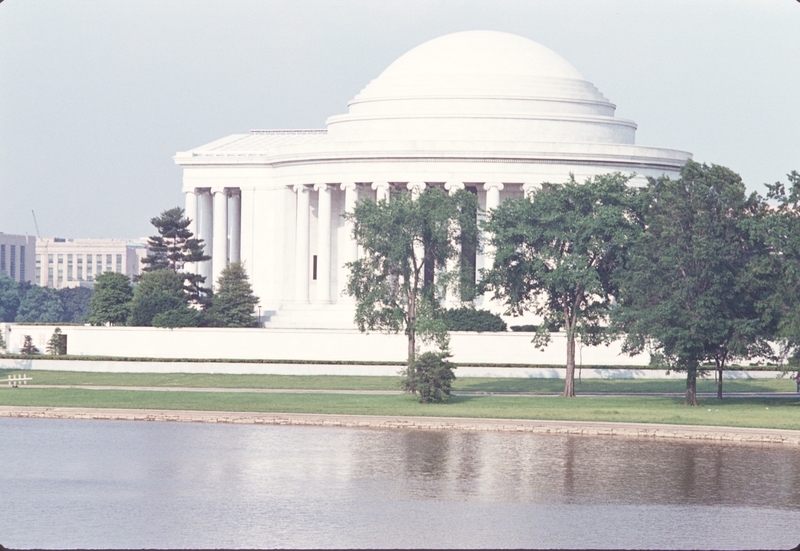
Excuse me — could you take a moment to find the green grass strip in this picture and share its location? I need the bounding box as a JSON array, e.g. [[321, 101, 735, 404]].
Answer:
[[1, 369, 796, 394], [0, 388, 798, 430]]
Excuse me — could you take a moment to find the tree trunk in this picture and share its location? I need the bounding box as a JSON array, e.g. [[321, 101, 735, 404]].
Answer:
[[564, 331, 576, 397], [685, 367, 698, 406], [716, 359, 724, 400]]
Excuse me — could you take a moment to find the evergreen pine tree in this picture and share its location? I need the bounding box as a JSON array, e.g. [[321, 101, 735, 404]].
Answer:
[[206, 262, 259, 327], [46, 327, 66, 355], [20, 335, 39, 355], [141, 207, 210, 303]]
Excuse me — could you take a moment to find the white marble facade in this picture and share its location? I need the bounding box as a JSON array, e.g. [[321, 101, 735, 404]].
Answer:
[[174, 31, 691, 327]]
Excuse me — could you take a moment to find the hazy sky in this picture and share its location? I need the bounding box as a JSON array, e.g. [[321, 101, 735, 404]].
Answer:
[[1, 0, 798, 239]]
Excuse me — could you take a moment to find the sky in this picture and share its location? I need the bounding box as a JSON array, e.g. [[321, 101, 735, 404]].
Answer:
[[1, 0, 798, 239]]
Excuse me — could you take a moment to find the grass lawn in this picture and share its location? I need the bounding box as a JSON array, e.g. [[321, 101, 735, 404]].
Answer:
[[0, 387, 798, 430], [1, 369, 796, 394]]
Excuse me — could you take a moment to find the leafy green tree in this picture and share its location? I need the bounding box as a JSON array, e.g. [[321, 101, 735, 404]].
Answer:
[[141, 207, 210, 303], [762, 170, 800, 360], [46, 327, 67, 355], [483, 173, 641, 397], [15, 286, 65, 323], [86, 272, 134, 326], [152, 307, 203, 328], [58, 287, 93, 324], [613, 161, 773, 406], [0, 275, 22, 322], [205, 261, 259, 327], [129, 269, 197, 327], [20, 335, 39, 355], [345, 188, 479, 369]]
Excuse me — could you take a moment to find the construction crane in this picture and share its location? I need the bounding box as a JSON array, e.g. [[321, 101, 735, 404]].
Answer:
[[31, 210, 41, 238]]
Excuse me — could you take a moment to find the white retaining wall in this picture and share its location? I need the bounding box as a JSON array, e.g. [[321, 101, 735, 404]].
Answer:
[[0, 323, 650, 366]]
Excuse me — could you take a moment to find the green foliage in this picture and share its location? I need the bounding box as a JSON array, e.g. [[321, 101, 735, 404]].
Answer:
[[86, 272, 134, 326], [0, 330, 6, 352], [205, 262, 259, 327], [405, 351, 456, 403], [484, 173, 641, 396], [20, 335, 39, 355], [510, 322, 562, 332], [15, 286, 64, 323], [58, 287, 93, 324], [46, 327, 67, 355], [141, 207, 210, 303], [441, 307, 506, 332], [346, 188, 479, 365], [0, 275, 22, 322], [129, 270, 202, 328], [763, 170, 800, 356], [613, 161, 774, 406]]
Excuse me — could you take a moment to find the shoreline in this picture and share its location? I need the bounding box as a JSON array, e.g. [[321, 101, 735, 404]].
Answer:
[[2, 405, 799, 445]]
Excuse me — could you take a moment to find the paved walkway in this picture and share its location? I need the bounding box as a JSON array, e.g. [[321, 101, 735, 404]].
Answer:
[[18, 384, 800, 398], [1, 405, 799, 446]]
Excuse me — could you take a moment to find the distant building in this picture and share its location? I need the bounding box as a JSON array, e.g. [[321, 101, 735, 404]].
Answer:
[[0, 233, 36, 284], [35, 238, 148, 288]]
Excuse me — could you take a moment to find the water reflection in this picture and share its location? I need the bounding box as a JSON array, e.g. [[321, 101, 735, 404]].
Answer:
[[1, 418, 798, 549]]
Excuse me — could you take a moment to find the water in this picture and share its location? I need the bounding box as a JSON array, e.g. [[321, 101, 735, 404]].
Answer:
[[1, 417, 799, 549]]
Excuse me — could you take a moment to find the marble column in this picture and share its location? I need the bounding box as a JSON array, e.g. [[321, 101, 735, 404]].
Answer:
[[341, 182, 359, 302], [443, 182, 466, 307], [522, 182, 540, 200], [483, 182, 504, 272], [229, 191, 241, 264], [197, 190, 213, 286], [212, 187, 228, 287], [407, 181, 426, 200], [184, 189, 198, 274], [372, 182, 390, 203], [314, 183, 332, 304], [294, 184, 310, 303]]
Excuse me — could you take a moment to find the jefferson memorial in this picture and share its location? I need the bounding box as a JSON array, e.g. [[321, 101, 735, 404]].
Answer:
[[174, 30, 691, 328]]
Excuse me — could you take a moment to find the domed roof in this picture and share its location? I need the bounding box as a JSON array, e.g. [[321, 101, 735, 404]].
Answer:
[[327, 31, 636, 145], [366, 30, 584, 94]]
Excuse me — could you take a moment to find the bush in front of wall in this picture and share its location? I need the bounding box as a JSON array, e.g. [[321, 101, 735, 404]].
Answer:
[[441, 307, 507, 332]]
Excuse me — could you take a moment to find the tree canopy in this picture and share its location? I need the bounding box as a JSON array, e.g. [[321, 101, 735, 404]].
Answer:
[[613, 161, 773, 405], [15, 286, 65, 323], [205, 261, 259, 327], [86, 272, 134, 326], [128, 269, 199, 327], [483, 173, 641, 396], [141, 206, 210, 303], [345, 187, 479, 370]]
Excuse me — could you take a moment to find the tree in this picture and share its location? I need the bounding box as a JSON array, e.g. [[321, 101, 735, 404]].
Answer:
[[128, 269, 199, 327], [141, 207, 210, 303], [0, 330, 6, 353], [15, 286, 65, 323], [762, 170, 800, 361], [86, 272, 134, 326], [58, 287, 93, 323], [46, 327, 67, 355], [0, 275, 22, 322], [20, 335, 39, 355], [483, 173, 641, 397], [345, 187, 479, 371], [205, 261, 259, 327], [613, 161, 773, 406], [407, 351, 457, 403]]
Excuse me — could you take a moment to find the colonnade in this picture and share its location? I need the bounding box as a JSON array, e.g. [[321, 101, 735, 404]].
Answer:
[[184, 188, 242, 288], [184, 180, 518, 302]]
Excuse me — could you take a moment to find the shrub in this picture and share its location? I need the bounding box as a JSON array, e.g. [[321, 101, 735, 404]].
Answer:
[[510, 322, 562, 332], [20, 335, 39, 355], [441, 307, 506, 332], [405, 351, 456, 403], [46, 327, 67, 355]]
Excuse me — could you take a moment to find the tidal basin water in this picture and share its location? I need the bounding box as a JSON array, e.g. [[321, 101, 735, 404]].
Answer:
[[1, 418, 799, 549]]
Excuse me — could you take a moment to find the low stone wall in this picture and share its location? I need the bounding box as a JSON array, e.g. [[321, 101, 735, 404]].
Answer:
[[2, 406, 798, 445], [0, 323, 650, 366], [0, 357, 785, 379]]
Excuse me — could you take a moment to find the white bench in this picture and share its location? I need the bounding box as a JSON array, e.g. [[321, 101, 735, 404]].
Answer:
[[3, 374, 32, 387]]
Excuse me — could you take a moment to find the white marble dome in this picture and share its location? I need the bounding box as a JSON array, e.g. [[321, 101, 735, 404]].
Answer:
[[327, 30, 636, 144]]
